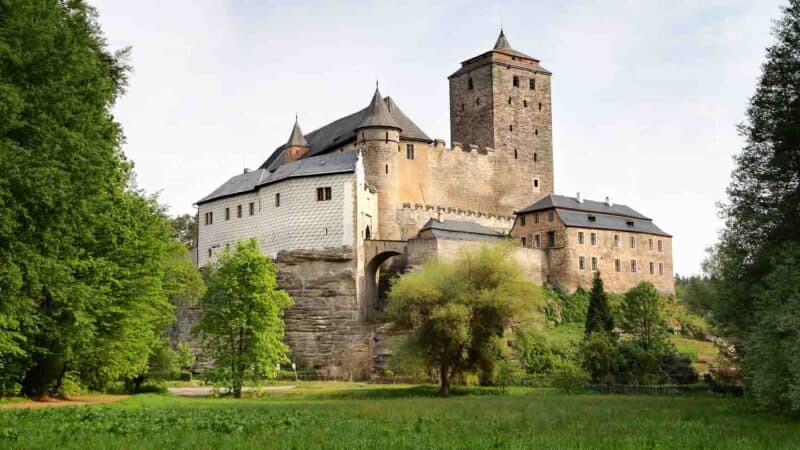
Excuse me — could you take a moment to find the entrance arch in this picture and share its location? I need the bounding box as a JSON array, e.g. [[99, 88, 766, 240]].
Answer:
[[362, 239, 409, 321]]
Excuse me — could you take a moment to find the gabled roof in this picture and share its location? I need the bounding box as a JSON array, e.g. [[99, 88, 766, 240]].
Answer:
[[287, 117, 308, 147], [515, 194, 651, 220], [356, 86, 402, 130], [419, 219, 506, 241], [260, 94, 431, 172], [197, 152, 357, 205]]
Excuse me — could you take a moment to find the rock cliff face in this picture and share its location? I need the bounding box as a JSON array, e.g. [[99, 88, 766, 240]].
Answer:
[[275, 246, 374, 379]]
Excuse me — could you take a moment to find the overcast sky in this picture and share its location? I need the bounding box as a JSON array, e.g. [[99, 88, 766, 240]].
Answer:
[[92, 0, 785, 276]]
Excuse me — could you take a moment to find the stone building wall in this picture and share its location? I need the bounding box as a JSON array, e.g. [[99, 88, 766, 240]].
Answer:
[[196, 172, 357, 267]]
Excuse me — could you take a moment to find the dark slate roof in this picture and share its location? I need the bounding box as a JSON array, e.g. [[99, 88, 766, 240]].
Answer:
[[197, 152, 357, 205], [556, 209, 671, 237], [449, 31, 551, 78], [492, 29, 535, 60], [419, 219, 506, 241], [357, 87, 402, 130], [515, 194, 651, 220], [260, 95, 432, 172], [286, 117, 308, 147]]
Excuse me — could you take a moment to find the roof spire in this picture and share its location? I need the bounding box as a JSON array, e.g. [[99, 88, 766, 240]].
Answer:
[[355, 84, 402, 130], [494, 28, 510, 50], [286, 115, 308, 147]]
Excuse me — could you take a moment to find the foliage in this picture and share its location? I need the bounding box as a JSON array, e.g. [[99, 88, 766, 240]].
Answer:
[[2, 386, 799, 449], [580, 332, 622, 384], [550, 361, 588, 394], [706, 0, 800, 412], [661, 296, 711, 339], [620, 282, 671, 352], [0, 0, 204, 397], [543, 287, 589, 324], [512, 328, 577, 376], [175, 342, 195, 371], [170, 214, 198, 250], [193, 239, 293, 398], [584, 272, 614, 336], [387, 244, 541, 396], [674, 275, 718, 317]]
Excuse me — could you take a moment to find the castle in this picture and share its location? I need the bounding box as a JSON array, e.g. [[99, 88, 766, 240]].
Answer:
[[193, 30, 674, 377]]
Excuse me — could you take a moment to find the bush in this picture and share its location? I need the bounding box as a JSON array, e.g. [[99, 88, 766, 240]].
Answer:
[[513, 328, 576, 376], [660, 353, 699, 385], [178, 371, 193, 382], [580, 333, 621, 384], [551, 362, 588, 394], [134, 383, 167, 394]]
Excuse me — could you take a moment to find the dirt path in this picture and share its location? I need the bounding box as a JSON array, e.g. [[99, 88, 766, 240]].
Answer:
[[0, 395, 128, 410]]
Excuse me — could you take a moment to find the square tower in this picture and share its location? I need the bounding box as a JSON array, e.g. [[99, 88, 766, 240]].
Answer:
[[448, 30, 554, 208]]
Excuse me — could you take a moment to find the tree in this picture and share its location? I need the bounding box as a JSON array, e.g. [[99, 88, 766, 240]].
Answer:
[[387, 244, 540, 397], [170, 214, 198, 250], [193, 239, 293, 398], [620, 282, 669, 352], [584, 272, 614, 336], [708, 0, 800, 411], [0, 0, 199, 397]]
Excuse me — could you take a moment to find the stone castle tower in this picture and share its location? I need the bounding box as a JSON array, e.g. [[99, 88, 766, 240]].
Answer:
[[448, 29, 554, 213]]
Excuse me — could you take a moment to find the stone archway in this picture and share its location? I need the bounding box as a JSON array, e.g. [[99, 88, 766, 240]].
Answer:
[[364, 250, 405, 321]]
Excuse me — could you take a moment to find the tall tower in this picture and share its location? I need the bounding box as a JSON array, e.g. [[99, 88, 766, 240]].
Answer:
[[283, 116, 309, 163], [448, 30, 554, 209], [356, 86, 403, 240]]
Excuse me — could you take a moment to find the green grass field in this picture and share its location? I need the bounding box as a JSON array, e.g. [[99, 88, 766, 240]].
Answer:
[[0, 382, 797, 449]]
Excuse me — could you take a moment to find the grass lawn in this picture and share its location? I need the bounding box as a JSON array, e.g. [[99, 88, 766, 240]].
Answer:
[[0, 382, 797, 449]]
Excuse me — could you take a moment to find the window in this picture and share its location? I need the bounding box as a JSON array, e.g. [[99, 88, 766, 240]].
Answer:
[[513, 76, 519, 87], [659, 263, 664, 276], [530, 78, 536, 90], [406, 144, 415, 160], [508, 97, 512, 105], [533, 152, 538, 162], [316, 186, 332, 201], [204, 211, 214, 225], [648, 238, 653, 251], [631, 260, 637, 273], [591, 257, 598, 271], [590, 232, 597, 245], [275, 193, 280, 207], [476, 97, 480, 106], [614, 234, 620, 247], [237, 204, 242, 218], [547, 211, 554, 222], [461, 103, 464, 111], [249, 202, 255, 216], [524, 100, 528, 108], [514, 149, 518, 159], [658, 240, 663, 252], [578, 231, 584, 244], [538, 102, 542, 111], [509, 125, 513, 132], [520, 215, 526, 226], [223, 207, 230, 220], [534, 234, 540, 248], [630, 236, 636, 248], [533, 178, 539, 188], [208, 248, 212, 258], [521, 237, 527, 248], [579, 257, 586, 270], [385, 131, 388, 142], [615, 259, 621, 272], [588, 215, 597, 222], [547, 231, 556, 247], [649, 262, 655, 274], [533, 213, 539, 224], [468, 77, 473, 90], [385, 164, 388, 174], [535, 129, 538, 136]]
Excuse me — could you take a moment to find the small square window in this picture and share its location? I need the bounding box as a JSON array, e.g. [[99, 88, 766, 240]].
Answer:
[[316, 186, 332, 201], [513, 76, 519, 87], [530, 79, 536, 90]]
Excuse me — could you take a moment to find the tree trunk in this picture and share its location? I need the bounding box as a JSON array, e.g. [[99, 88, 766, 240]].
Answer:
[[439, 362, 451, 397]]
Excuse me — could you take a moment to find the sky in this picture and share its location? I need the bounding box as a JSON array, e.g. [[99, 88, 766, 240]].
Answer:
[[92, 0, 786, 276]]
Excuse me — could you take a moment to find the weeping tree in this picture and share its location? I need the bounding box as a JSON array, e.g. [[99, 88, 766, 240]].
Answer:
[[708, 0, 800, 411], [387, 244, 540, 397]]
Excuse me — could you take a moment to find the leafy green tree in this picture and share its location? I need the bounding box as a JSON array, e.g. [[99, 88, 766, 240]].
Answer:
[[170, 214, 198, 250], [708, 0, 800, 411], [193, 239, 293, 398], [620, 282, 670, 352], [175, 342, 195, 371], [387, 244, 539, 397], [584, 272, 614, 336]]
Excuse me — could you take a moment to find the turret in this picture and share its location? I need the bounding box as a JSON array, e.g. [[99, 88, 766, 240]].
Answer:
[[356, 85, 403, 240], [283, 116, 309, 163]]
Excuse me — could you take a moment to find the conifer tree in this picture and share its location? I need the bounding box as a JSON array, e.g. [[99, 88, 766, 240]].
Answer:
[[584, 272, 614, 336]]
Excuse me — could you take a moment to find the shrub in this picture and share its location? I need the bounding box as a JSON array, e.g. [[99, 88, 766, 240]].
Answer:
[[551, 361, 588, 394], [178, 371, 193, 382], [660, 353, 699, 385], [580, 333, 620, 384], [513, 328, 575, 376]]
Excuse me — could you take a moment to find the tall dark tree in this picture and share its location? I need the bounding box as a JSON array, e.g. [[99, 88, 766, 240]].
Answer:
[[585, 272, 614, 336], [0, 1, 195, 396], [709, 0, 800, 411]]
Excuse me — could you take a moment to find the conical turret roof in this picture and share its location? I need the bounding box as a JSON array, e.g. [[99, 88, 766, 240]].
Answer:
[[286, 116, 308, 147], [356, 85, 402, 130], [494, 28, 511, 50]]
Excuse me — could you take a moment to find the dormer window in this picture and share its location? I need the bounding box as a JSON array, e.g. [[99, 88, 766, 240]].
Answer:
[[588, 215, 596, 222], [626, 220, 635, 227]]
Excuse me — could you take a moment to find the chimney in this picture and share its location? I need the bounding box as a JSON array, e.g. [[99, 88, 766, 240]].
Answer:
[[243, 168, 250, 174], [576, 192, 583, 204], [605, 196, 613, 207]]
